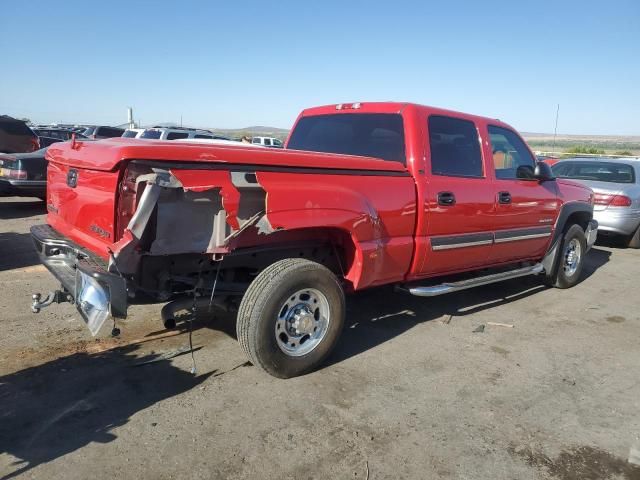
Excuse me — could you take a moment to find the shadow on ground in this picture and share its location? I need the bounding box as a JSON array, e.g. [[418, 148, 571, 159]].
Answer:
[[596, 235, 635, 250], [0, 345, 213, 480], [328, 246, 611, 366], [0, 198, 45, 220], [0, 232, 41, 271]]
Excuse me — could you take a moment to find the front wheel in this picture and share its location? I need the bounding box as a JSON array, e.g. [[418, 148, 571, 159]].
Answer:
[[545, 224, 587, 289], [236, 258, 345, 378]]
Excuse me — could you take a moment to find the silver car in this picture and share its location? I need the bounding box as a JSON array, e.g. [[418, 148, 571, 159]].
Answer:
[[552, 157, 640, 248]]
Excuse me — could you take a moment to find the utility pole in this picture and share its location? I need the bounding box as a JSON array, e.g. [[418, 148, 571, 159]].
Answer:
[[552, 103, 560, 153]]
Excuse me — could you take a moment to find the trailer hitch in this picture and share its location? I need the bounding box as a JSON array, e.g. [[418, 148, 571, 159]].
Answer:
[[31, 290, 73, 313]]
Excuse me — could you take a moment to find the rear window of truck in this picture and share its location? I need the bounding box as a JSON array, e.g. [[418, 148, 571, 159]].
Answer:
[[287, 113, 406, 164]]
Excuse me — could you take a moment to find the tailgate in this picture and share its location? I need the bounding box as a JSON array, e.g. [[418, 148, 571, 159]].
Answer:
[[46, 159, 121, 259]]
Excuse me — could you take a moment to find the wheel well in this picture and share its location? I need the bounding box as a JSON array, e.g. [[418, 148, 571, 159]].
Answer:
[[564, 211, 591, 232], [135, 227, 358, 298]]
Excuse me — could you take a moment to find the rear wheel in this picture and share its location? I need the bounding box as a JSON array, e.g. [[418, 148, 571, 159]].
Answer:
[[627, 224, 640, 249], [545, 224, 586, 289], [236, 258, 345, 378]]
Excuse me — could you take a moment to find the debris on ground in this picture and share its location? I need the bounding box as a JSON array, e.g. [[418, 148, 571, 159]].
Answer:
[[487, 322, 514, 328], [131, 345, 200, 366], [473, 324, 485, 333]]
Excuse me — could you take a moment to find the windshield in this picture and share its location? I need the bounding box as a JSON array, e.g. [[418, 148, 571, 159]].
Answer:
[[122, 130, 139, 138], [552, 161, 636, 184], [140, 129, 162, 139], [287, 113, 406, 163]]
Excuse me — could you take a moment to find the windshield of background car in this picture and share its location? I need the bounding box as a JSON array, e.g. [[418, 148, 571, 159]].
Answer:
[[122, 130, 138, 138], [552, 161, 636, 184], [140, 129, 162, 139], [287, 113, 406, 164]]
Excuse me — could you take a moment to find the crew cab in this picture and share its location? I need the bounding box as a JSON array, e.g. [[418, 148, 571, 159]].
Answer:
[[31, 102, 597, 378]]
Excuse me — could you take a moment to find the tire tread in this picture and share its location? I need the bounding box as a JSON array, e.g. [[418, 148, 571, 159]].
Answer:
[[237, 258, 342, 377]]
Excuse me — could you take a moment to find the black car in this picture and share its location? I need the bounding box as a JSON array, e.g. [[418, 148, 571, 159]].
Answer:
[[32, 128, 89, 149], [0, 147, 48, 199], [32, 127, 88, 142], [79, 125, 125, 139], [0, 115, 40, 153]]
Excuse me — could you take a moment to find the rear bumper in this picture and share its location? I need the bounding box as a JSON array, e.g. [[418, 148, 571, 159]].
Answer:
[[0, 178, 45, 197], [594, 209, 640, 236], [30, 224, 127, 332]]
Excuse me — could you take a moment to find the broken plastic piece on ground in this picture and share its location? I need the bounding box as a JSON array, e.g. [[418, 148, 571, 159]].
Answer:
[[487, 321, 514, 328]]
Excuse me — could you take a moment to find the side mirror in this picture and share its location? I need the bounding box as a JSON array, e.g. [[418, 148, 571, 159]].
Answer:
[[534, 161, 555, 182], [516, 165, 535, 179]]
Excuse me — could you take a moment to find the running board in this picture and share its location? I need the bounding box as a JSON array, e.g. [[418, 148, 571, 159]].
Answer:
[[402, 263, 544, 297]]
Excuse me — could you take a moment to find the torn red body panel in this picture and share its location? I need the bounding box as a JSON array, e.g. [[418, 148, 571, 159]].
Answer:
[[255, 171, 416, 290]]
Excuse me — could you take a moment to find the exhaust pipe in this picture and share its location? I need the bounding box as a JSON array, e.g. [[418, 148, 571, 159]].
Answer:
[[160, 296, 228, 330]]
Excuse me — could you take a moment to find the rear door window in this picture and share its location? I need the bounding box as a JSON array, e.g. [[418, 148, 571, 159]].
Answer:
[[428, 115, 483, 177], [166, 132, 189, 140], [97, 127, 124, 138], [194, 134, 213, 139], [287, 113, 406, 163], [140, 129, 162, 139]]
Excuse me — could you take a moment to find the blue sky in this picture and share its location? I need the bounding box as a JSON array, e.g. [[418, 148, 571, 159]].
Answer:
[[1, 0, 638, 134]]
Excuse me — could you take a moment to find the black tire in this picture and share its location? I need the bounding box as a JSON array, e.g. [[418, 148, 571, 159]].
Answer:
[[236, 258, 345, 378], [627, 225, 640, 249], [545, 224, 587, 289]]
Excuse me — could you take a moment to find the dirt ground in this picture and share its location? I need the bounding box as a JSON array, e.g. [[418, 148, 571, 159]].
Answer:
[[1, 195, 639, 480]]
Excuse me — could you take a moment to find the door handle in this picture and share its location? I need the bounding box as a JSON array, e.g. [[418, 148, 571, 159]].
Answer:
[[437, 191, 456, 206], [498, 191, 512, 204]]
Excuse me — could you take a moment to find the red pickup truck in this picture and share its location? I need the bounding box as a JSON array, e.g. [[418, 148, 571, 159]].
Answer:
[[31, 102, 597, 378]]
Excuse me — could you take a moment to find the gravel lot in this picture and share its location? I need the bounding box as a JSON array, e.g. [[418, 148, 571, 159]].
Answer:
[[1, 195, 639, 480]]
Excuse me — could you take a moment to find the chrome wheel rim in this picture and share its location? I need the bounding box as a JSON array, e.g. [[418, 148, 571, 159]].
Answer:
[[563, 238, 582, 277], [275, 288, 330, 357]]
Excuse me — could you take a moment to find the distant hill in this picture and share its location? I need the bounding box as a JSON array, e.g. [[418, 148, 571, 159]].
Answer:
[[522, 132, 640, 155]]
